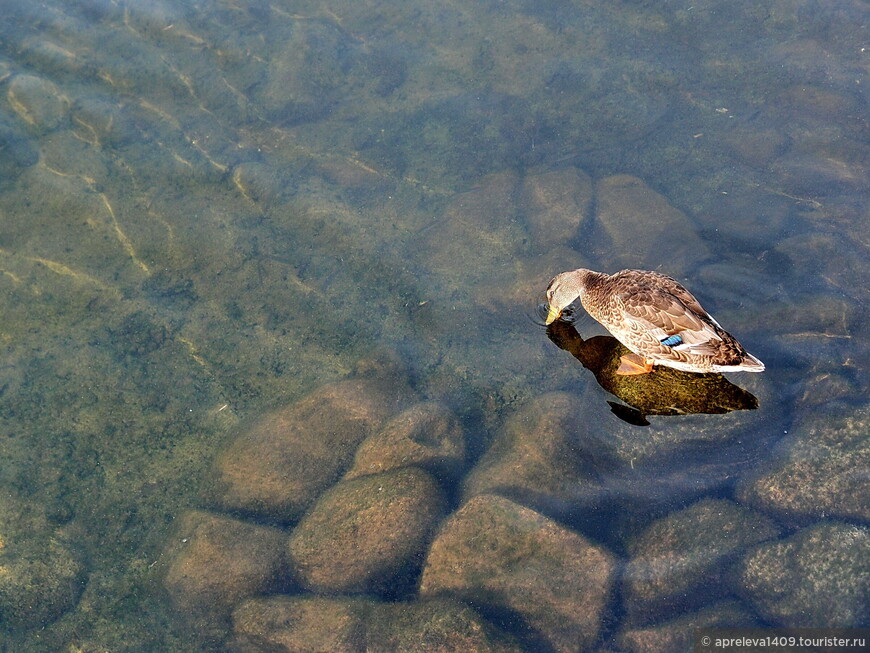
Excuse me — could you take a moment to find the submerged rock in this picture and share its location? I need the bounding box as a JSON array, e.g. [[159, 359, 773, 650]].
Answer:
[[232, 595, 369, 653], [737, 406, 870, 524], [760, 293, 856, 344], [773, 232, 868, 303], [615, 600, 758, 653], [370, 597, 523, 653], [462, 389, 769, 520], [287, 467, 446, 594], [18, 37, 86, 77], [0, 120, 39, 179], [521, 167, 593, 252], [70, 96, 140, 147], [694, 185, 792, 244], [591, 175, 710, 273], [344, 402, 466, 481], [462, 392, 595, 518], [471, 244, 589, 317], [230, 162, 289, 207], [40, 130, 111, 187], [162, 510, 288, 642], [231, 595, 522, 653], [622, 499, 780, 621], [420, 171, 526, 289], [776, 84, 862, 124], [419, 494, 616, 653], [721, 127, 788, 168], [315, 156, 396, 197], [693, 264, 779, 331], [738, 521, 870, 627], [771, 151, 868, 196], [206, 375, 413, 523], [258, 19, 357, 123]]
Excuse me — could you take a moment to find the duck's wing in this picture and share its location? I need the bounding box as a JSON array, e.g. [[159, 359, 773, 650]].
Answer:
[[617, 270, 720, 325], [615, 285, 724, 355]]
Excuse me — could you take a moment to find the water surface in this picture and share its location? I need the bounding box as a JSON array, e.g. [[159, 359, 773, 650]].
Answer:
[[0, 0, 866, 650]]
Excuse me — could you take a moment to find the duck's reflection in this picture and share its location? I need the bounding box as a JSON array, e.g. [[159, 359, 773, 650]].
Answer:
[[546, 319, 758, 426]]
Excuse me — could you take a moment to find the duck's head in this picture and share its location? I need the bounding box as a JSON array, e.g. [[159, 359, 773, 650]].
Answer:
[[545, 268, 597, 325]]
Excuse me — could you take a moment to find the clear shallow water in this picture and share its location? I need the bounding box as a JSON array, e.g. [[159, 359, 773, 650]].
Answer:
[[0, 0, 866, 650]]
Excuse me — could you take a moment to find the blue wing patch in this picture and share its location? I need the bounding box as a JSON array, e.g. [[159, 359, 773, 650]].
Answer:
[[660, 334, 683, 347]]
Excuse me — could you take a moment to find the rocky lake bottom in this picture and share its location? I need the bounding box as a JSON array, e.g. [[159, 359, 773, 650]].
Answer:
[[0, 0, 867, 651]]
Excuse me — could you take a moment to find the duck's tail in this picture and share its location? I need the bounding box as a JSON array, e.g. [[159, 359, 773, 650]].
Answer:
[[713, 351, 765, 373], [731, 352, 764, 372], [740, 352, 765, 371]]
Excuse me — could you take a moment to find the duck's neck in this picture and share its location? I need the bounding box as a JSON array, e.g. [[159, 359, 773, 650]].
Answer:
[[578, 269, 607, 292], [574, 269, 608, 310]]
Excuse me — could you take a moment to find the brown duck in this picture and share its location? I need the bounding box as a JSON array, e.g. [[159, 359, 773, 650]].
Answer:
[[545, 268, 765, 375]]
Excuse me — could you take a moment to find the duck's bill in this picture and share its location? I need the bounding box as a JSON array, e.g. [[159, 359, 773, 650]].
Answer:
[[545, 305, 561, 325]]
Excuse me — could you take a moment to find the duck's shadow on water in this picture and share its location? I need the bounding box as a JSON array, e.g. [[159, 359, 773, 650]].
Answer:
[[539, 308, 758, 427]]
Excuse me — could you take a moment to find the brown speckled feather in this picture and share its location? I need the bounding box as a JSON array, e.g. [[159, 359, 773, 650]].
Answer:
[[615, 270, 712, 320]]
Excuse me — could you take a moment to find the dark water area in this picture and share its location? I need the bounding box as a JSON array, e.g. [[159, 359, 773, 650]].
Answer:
[[0, 0, 866, 651]]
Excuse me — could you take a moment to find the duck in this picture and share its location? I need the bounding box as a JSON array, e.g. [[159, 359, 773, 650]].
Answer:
[[544, 268, 765, 375]]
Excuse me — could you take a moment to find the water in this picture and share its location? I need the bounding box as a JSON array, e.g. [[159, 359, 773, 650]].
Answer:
[[0, 0, 866, 651]]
